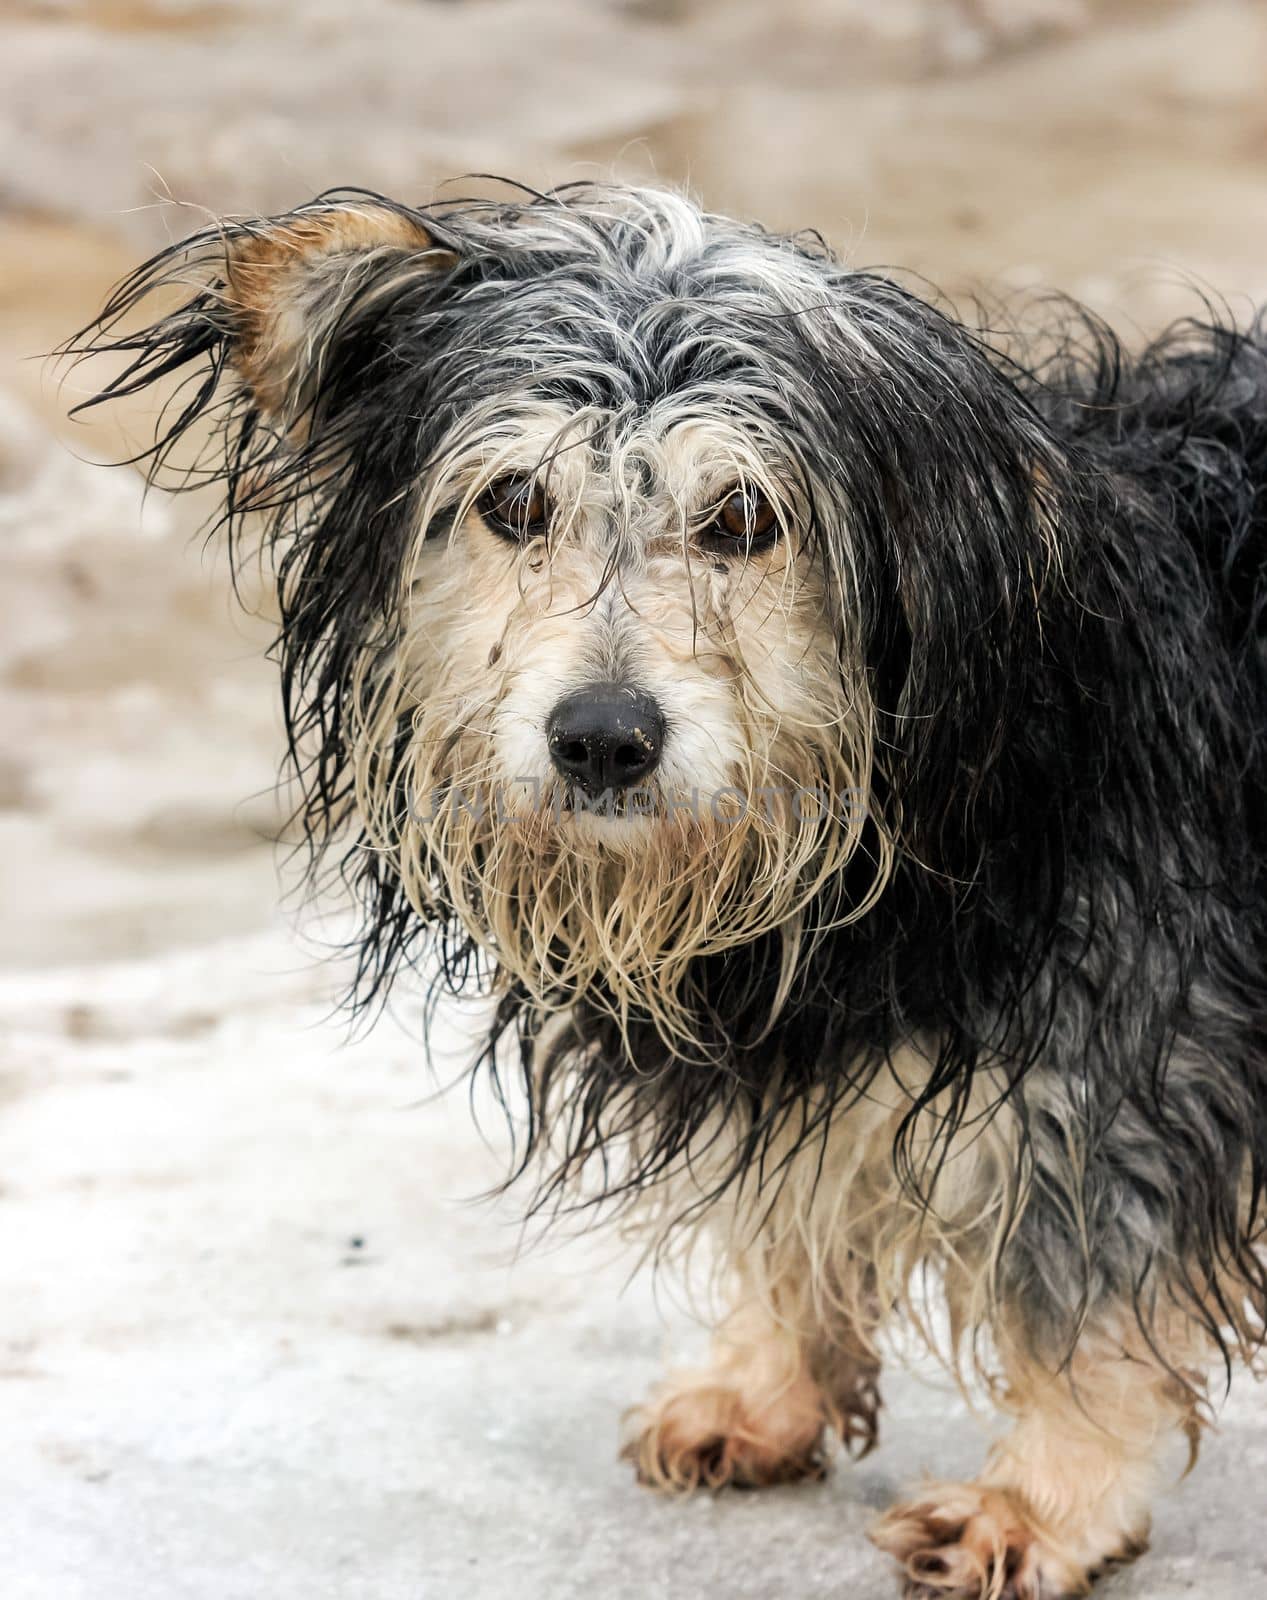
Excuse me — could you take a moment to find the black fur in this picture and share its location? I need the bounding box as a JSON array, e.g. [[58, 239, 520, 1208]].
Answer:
[[66, 183, 1267, 1376]]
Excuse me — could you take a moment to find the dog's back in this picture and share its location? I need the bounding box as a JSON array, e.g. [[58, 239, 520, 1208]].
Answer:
[[1029, 312, 1267, 863]]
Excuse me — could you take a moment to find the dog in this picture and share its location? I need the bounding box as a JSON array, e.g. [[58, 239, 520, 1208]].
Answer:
[[69, 183, 1266, 1598]]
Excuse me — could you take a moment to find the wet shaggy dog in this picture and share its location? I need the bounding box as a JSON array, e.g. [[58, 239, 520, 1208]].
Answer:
[[70, 184, 1266, 1598]]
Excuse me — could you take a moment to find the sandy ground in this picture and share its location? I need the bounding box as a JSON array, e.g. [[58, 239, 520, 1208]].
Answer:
[[3, 1, 1267, 1596]]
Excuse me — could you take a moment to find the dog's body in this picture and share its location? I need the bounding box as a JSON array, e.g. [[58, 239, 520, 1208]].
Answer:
[[73, 185, 1265, 1598]]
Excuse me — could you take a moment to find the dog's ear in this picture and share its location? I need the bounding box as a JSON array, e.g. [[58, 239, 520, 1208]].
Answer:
[[218, 204, 457, 432], [803, 272, 1074, 867], [63, 197, 465, 997], [64, 194, 458, 456]]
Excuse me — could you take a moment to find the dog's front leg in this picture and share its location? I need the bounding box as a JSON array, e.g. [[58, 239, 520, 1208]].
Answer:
[[870, 1321, 1200, 1599], [624, 1264, 882, 1493]]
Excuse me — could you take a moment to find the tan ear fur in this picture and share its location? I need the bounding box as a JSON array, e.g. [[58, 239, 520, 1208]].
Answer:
[[221, 206, 453, 424]]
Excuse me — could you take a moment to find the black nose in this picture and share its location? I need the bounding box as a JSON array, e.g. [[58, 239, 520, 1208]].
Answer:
[[547, 682, 666, 797]]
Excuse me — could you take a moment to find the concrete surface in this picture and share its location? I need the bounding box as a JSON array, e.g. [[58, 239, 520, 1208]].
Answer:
[[3, 932, 1267, 1599]]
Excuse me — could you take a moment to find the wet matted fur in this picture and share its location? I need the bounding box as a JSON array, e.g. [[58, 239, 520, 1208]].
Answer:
[[67, 183, 1266, 1598]]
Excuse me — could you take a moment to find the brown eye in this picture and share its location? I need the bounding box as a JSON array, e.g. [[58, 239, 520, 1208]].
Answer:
[[476, 474, 549, 542], [710, 485, 779, 550]]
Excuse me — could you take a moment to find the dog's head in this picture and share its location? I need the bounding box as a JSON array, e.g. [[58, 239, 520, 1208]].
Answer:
[[71, 184, 1060, 1043]]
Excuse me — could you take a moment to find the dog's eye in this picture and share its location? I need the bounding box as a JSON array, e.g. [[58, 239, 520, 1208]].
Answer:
[[706, 486, 780, 551], [476, 475, 549, 542]]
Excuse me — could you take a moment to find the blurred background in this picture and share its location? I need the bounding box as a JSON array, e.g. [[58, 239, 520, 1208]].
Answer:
[[5, 0, 1267, 968], [2, 4, 1267, 1598]]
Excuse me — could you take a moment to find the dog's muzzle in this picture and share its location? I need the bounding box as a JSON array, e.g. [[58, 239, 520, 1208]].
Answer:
[[546, 682, 665, 798]]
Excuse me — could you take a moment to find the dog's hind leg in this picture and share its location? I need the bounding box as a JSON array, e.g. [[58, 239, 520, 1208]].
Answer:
[[624, 1256, 882, 1493], [870, 1318, 1204, 1599]]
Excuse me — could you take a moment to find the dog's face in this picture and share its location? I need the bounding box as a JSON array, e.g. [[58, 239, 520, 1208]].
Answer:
[[311, 196, 890, 1035], [78, 186, 1058, 1037], [390, 419, 860, 1039], [402, 400, 846, 844]]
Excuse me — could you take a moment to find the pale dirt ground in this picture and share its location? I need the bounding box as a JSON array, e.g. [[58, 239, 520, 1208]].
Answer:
[[3, 3, 1267, 1597]]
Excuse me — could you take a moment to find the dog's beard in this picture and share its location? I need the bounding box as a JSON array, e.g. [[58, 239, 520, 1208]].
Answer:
[[354, 670, 889, 1053]]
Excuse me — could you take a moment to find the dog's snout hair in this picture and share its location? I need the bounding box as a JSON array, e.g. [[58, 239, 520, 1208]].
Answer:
[[66, 185, 1267, 1573]]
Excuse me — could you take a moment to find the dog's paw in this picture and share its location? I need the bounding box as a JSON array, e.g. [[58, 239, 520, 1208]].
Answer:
[[622, 1369, 830, 1492], [869, 1483, 1090, 1599]]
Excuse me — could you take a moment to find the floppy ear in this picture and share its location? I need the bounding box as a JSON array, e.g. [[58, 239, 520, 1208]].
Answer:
[[64, 197, 463, 1006], [800, 271, 1076, 873], [219, 204, 456, 431], [66, 193, 456, 457]]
